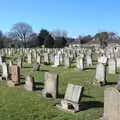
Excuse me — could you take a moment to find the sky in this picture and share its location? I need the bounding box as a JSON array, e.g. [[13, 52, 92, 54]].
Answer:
[[0, 0, 120, 37]]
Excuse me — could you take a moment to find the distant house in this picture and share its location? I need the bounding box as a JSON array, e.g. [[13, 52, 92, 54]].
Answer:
[[69, 39, 81, 47]]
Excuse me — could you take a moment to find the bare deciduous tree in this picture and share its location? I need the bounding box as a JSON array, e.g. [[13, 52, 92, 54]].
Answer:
[[10, 22, 33, 41]]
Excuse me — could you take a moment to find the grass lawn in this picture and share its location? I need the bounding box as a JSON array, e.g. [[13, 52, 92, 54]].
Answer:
[[0, 63, 117, 120]]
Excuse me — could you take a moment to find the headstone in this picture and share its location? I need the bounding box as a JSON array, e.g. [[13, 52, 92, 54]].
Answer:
[[41, 72, 58, 99], [108, 58, 116, 74], [64, 56, 70, 68], [116, 57, 120, 69], [76, 56, 84, 70], [11, 65, 20, 85], [36, 55, 41, 64], [95, 63, 106, 86], [28, 54, 32, 64], [86, 55, 92, 66], [2, 62, 9, 80], [32, 62, 40, 71], [52, 54, 60, 67], [17, 58, 22, 68], [44, 53, 50, 64], [24, 75, 35, 91], [103, 88, 120, 120], [56, 84, 84, 113]]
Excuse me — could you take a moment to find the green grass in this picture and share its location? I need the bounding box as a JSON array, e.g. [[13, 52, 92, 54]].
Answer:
[[0, 63, 117, 120]]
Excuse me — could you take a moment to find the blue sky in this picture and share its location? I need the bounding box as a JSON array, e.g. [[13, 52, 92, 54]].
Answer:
[[0, 0, 120, 37]]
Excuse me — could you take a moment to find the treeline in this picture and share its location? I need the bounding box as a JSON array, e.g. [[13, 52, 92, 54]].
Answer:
[[0, 22, 119, 48], [0, 22, 69, 48]]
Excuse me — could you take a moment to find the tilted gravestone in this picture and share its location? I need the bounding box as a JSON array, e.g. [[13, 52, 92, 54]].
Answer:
[[41, 72, 59, 99], [103, 87, 120, 120], [24, 75, 35, 91], [56, 84, 84, 113], [11, 65, 20, 85]]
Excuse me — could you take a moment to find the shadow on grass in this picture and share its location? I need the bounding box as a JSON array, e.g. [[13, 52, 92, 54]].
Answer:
[[83, 94, 94, 98], [84, 67, 96, 71], [20, 74, 25, 80], [40, 70, 49, 72], [58, 94, 64, 99], [116, 72, 120, 74], [106, 82, 117, 85], [35, 81, 44, 86], [34, 87, 43, 91], [35, 81, 44, 91], [80, 101, 103, 111], [23, 66, 32, 69]]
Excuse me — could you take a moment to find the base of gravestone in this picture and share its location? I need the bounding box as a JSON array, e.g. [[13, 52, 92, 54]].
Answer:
[[24, 86, 35, 91], [56, 100, 80, 113], [7, 80, 16, 87], [95, 82, 106, 87]]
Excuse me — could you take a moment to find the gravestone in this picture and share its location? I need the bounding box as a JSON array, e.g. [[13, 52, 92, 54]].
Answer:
[[108, 58, 116, 74], [52, 54, 60, 67], [2, 62, 9, 80], [56, 84, 84, 113], [49, 53, 55, 64], [64, 56, 70, 68], [36, 55, 41, 64], [116, 57, 120, 69], [44, 53, 50, 64], [17, 58, 22, 68], [41, 72, 58, 99], [95, 63, 106, 86], [27, 54, 32, 64], [32, 62, 40, 71], [24, 75, 35, 91], [76, 56, 84, 70], [86, 55, 92, 66], [103, 88, 120, 120], [11, 65, 20, 85]]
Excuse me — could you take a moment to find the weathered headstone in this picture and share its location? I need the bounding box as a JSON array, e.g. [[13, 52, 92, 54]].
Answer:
[[52, 54, 60, 67], [76, 56, 84, 70], [86, 55, 92, 66], [95, 63, 106, 86], [24, 75, 35, 91], [116, 57, 120, 69], [41, 72, 58, 99], [103, 87, 120, 120], [56, 84, 84, 113], [11, 65, 20, 85], [27, 53, 32, 64], [2, 62, 9, 80], [32, 62, 40, 71], [108, 58, 116, 74]]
